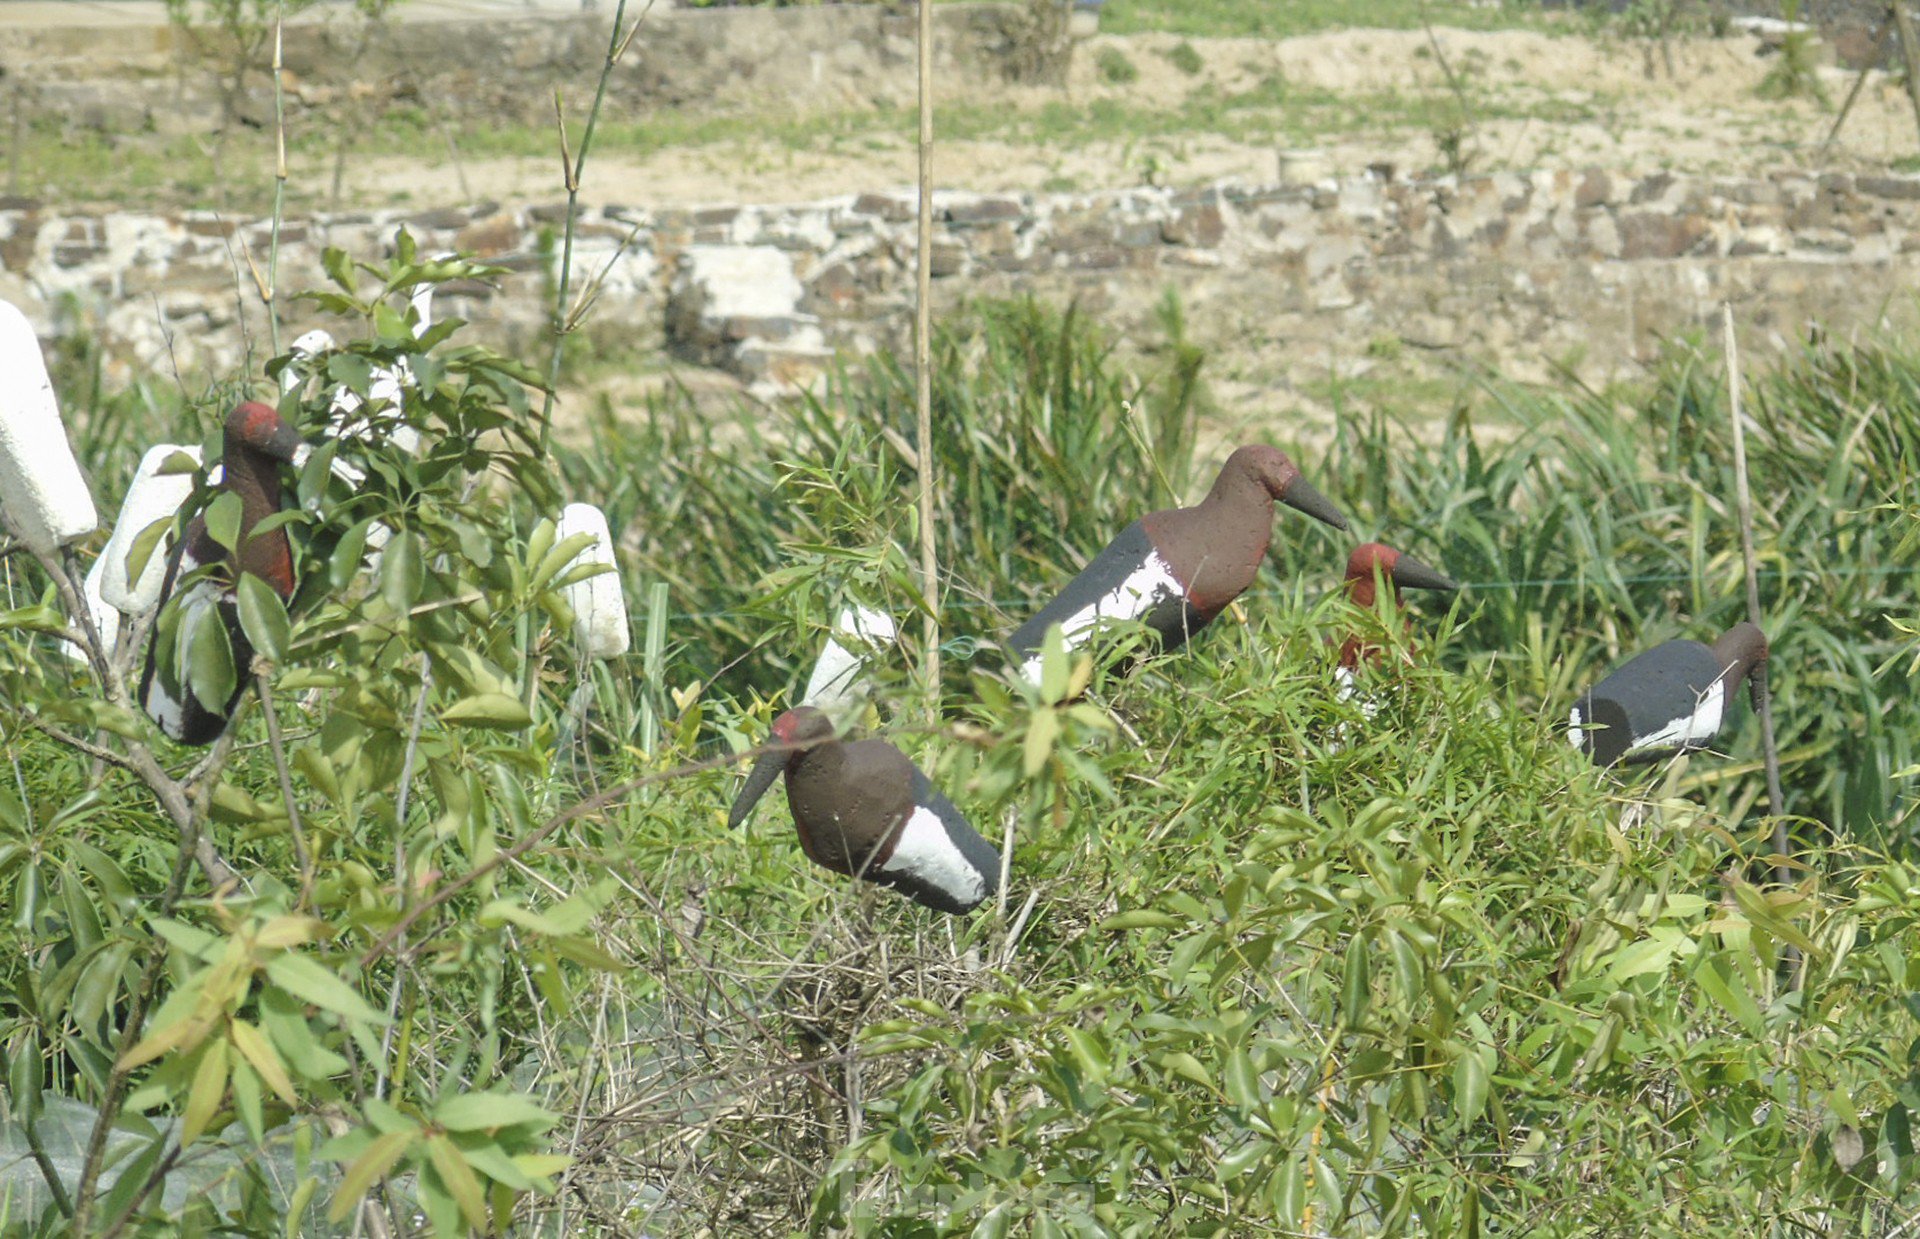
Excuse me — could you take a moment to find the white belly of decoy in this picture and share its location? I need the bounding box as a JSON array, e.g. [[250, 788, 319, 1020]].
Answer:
[[1019, 551, 1184, 685], [881, 805, 989, 906]]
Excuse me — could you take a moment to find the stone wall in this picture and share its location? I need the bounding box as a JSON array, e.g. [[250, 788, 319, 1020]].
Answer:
[[6, 165, 1920, 400]]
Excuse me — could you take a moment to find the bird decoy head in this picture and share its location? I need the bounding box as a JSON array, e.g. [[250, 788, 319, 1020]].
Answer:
[[1344, 542, 1460, 605], [728, 706, 837, 830], [1711, 621, 1769, 689], [1224, 444, 1348, 530], [225, 401, 310, 468]]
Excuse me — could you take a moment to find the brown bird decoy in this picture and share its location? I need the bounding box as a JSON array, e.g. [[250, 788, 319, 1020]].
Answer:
[[139, 402, 310, 745], [728, 707, 1001, 915], [1005, 444, 1347, 686]]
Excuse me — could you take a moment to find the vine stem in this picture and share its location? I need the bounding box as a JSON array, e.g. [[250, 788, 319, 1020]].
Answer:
[[537, 0, 653, 456], [1721, 304, 1788, 882], [913, 0, 939, 714]]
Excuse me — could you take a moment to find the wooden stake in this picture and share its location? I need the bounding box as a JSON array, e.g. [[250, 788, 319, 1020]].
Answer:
[[1820, 18, 1888, 159], [1722, 304, 1790, 892], [1891, 1, 1920, 145], [915, 0, 940, 713]]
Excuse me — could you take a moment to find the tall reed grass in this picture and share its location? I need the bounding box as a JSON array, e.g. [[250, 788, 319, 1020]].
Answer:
[[554, 299, 1916, 848]]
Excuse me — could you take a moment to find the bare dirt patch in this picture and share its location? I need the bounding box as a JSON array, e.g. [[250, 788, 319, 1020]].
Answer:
[[332, 27, 1917, 211]]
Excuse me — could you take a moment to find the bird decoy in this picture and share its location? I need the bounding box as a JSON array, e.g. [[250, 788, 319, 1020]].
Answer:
[[326, 280, 433, 457], [803, 605, 898, 715], [0, 298, 97, 557], [1334, 541, 1459, 692], [555, 503, 630, 660], [1568, 622, 1769, 768], [99, 444, 204, 618], [1004, 444, 1346, 686], [728, 706, 1001, 915], [139, 402, 312, 745]]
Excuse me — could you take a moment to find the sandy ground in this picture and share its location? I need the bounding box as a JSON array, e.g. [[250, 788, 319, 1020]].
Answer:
[[333, 27, 1920, 209]]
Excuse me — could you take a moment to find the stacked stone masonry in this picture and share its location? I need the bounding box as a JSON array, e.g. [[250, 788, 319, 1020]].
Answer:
[[5, 166, 1920, 393]]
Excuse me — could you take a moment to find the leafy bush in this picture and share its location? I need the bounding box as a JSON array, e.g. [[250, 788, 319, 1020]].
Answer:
[[1095, 45, 1140, 85], [1162, 40, 1205, 75], [3, 286, 1918, 1235]]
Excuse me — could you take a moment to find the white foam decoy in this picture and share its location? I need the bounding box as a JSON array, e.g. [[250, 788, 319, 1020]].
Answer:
[[0, 299, 97, 557], [555, 503, 630, 660], [98, 443, 204, 617], [325, 280, 433, 456], [802, 605, 899, 714], [280, 329, 337, 400]]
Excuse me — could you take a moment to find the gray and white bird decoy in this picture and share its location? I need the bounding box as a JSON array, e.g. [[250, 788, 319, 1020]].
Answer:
[[1568, 622, 1769, 768]]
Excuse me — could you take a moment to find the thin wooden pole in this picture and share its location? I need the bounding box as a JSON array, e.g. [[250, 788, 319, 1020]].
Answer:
[[1722, 304, 1790, 892], [914, 0, 939, 711], [1819, 16, 1888, 159], [1891, 0, 1920, 145]]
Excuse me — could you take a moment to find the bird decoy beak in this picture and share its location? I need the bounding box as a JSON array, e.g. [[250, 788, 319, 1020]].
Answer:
[[1280, 474, 1347, 530], [1389, 553, 1459, 592], [727, 746, 790, 830], [267, 422, 308, 465]]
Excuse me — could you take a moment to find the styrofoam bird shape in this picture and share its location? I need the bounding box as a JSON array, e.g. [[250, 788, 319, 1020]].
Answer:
[[98, 444, 204, 618], [555, 503, 630, 659], [64, 554, 121, 664], [802, 605, 899, 716], [0, 299, 97, 557]]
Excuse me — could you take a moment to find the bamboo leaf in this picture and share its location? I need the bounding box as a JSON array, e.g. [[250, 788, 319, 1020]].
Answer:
[[230, 1017, 299, 1106], [180, 1036, 230, 1146], [426, 1133, 491, 1231], [265, 954, 386, 1026], [327, 1129, 414, 1224], [236, 573, 291, 664]]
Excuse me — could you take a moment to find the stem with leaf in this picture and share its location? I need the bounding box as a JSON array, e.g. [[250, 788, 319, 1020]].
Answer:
[[538, 0, 652, 456]]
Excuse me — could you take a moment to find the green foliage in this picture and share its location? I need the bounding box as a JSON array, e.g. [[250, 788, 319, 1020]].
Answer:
[[1322, 337, 1919, 842], [1755, 0, 1831, 108], [6, 285, 1920, 1235], [1094, 46, 1140, 85], [1161, 40, 1205, 76]]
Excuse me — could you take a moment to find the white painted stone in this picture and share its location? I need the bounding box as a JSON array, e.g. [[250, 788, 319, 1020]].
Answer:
[[675, 245, 804, 321]]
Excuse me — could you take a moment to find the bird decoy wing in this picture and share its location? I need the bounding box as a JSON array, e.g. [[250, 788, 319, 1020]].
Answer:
[[1007, 521, 1196, 677], [1569, 639, 1727, 767], [869, 769, 1001, 915]]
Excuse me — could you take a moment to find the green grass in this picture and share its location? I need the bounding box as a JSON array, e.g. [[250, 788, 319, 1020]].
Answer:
[[1099, 0, 1568, 39], [7, 27, 1615, 212]]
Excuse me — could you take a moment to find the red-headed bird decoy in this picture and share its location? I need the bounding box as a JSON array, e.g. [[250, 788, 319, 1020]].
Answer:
[[728, 707, 1001, 915], [1334, 541, 1459, 694], [139, 402, 311, 745], [1568, 622, 1769, 768], [1004, 444, 1346, 686]]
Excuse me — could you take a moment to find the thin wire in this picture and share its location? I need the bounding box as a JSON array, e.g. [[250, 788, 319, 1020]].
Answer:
[[659, 561, 1908, 623]]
